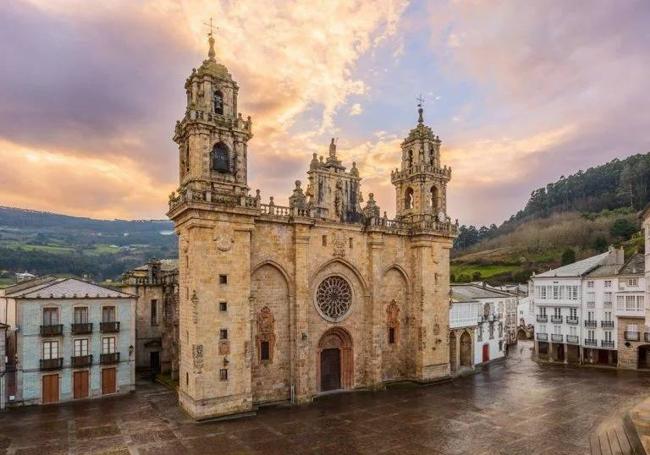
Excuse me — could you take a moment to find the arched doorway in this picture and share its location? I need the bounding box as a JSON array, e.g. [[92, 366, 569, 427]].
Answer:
[[517, 328, 528, 340], [318, 327, 353, 392], [460, 331, 472, 367], [639, 345, 650, 369], [449, 331, 457, 372]]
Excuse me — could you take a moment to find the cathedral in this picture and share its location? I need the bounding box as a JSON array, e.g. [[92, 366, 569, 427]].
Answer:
[[168, 34, 458, 420]]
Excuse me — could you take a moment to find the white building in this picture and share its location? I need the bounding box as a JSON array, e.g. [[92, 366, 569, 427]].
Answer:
[[532, 247, 648, 368], [451, 284, 511, 366], [0, 277, 137, 406]]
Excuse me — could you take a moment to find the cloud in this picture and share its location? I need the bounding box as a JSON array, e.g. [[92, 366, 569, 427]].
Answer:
[[0, 0, 409, 219], [349, 103, 363, 116]]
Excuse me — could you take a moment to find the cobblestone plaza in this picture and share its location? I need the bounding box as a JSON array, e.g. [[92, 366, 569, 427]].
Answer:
[[0, 342, 648, 455]]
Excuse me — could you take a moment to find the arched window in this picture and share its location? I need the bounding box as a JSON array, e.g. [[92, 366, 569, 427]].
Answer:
[[407, 149, 413, 168], [213, 90, 224, 115], [430, 186, 438, 210], [211, 142, 230, 172], [404, 187, 414, 210]]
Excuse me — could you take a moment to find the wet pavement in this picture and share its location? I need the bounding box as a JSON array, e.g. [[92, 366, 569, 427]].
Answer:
[[1, 341, 650, 455]]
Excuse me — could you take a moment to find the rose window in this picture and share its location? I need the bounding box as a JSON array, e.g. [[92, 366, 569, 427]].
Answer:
[[316, 276, 352, 321]]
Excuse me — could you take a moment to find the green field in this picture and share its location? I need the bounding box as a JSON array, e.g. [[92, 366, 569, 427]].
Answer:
[[451, 263, 521, 282]]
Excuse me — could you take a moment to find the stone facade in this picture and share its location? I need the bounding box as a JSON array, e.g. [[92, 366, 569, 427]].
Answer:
[[120, 259, 179, 379], [167, 37, 457, 420]]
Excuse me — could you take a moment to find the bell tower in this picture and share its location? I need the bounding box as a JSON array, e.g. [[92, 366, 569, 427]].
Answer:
[[169, 29, 257, 421], [391, 101, 451, 220], [174, 31, 253, 199]]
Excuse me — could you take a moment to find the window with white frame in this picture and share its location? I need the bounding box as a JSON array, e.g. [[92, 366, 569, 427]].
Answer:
[[570, 308, 577, 318], [102, 337, 116, 354], [617, 295, 625, 310], [587, 281, 594, 288], [604, 280, 612, 288], [553, 325, 561, 334], [604, 292, 613, 304], [539, 307, 547, 316], [587, 329, 595, 340], [569, 326, 577, 336], [553, 286, 560, 299], [587, 311, 594, 321], [43, 340, 59, 359], [587, 292, 595, 304], [568, 286, 579, 300], [554, 307, 561, 317], [539, 286, 547, 299], [604, 331, 612, 342], [628, 278, 639, 287], [627, 324, 639, 333], [539, 324, 547, 333], [626, 295, 637, 311], [74, 338, 89, 357], [42, 307, 59, 325], [74, 307, 88, 323], [637, 295, 645, 310], [604, 311, 612, 321]]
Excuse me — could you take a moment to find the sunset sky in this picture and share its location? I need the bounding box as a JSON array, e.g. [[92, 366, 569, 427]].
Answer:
[[1, 0, 649, 226]]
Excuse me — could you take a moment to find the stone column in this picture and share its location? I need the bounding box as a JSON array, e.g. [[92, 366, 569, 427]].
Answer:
[[293, 224, 312, 402], [368, 231, 384, 387]]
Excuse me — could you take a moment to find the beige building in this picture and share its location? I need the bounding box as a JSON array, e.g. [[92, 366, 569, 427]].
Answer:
[[167, 35, 457, 420], [120, 259, 179, 379]]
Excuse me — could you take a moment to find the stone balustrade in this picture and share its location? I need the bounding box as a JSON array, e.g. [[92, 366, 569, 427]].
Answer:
[[390, 163, 452, 182]]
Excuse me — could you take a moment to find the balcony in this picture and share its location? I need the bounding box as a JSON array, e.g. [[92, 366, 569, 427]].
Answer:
[[566, 317, 579, 325], [71, 355, 93, 368], [71, 323, 93, 335], [551, 334, 563, 342], [100, 321, 120, 333], [40, 358, 63, 370], [536, 333, 548, 341], [566, 335, 579, 344], [584, 320, 597, 328], [551, 316, 563, 324], [100, 352, 120, 364], [584, 339, 597, 346], [625, 331, 640, 341], [601, 321, 615, 329], [40, 324, 63, 337], [601, 340, 615, 348], [536, 315, 548, 323]]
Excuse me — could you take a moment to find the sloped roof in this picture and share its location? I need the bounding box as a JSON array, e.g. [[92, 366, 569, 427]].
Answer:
[[536, 252, 610, 278], [6, 278, 134, 299], [587, 264, 621, 278], [1, 276, 58, 295], [619, 253, 645, 276], [451, 284, 512, 302]]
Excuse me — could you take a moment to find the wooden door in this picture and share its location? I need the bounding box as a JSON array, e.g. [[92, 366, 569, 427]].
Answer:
[[42, 374, 59, 404], [101, 368, 116, 395], [73, 370, 89, 399], [320, 348, 341, 391], [482, 344, 490, 363]]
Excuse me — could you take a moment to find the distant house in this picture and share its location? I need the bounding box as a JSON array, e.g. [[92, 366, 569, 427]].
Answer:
[[450, 284, 512, 370], [15, 272, 36, 282], [0, 322, 7, 409], [1, 277, 136, 406], [119, 259, 178, 379]]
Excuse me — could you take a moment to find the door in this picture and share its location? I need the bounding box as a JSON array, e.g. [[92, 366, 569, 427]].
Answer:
[[482, 344, 490, 363], [150, 351, 160, 373], [320, 348, 341, 391], [42, 374, 59, 404], [101, 368, 116, 395], [73, 370, 89, 399], [556, 344, 565, 362]]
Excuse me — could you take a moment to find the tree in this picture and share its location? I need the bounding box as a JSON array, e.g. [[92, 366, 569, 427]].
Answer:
[[592, 236, 608, 252], [610, 218, 637, 240], [561, 248, 576, 266], [472, 271, 482, 281]]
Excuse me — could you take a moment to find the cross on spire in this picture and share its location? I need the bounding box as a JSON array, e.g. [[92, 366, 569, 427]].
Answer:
[[204, 17, 217, 37], [416, 94, 425, 107]]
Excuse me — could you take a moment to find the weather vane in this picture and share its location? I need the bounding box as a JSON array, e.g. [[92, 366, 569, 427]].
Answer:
[[204, 17, 217, 37], [416, 94, 425, 108]]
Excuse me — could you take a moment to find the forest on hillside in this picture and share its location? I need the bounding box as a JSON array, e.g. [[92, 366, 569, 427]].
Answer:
[[454, 152, 650, 251]]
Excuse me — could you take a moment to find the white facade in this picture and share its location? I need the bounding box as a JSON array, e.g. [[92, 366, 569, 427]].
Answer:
[[532, 248, 646, 367]]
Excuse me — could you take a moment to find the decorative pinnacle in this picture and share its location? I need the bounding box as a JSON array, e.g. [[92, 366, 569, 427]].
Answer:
[[416, 94, 425, 124], [204, 17, 217, 60]]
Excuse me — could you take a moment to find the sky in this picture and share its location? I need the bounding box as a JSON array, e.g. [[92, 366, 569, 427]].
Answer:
[[1, 0, 649, 226]]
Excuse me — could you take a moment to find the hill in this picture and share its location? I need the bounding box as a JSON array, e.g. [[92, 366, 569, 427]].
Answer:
[[0, 206, 176, 284], [452, 153, 650, 284]]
